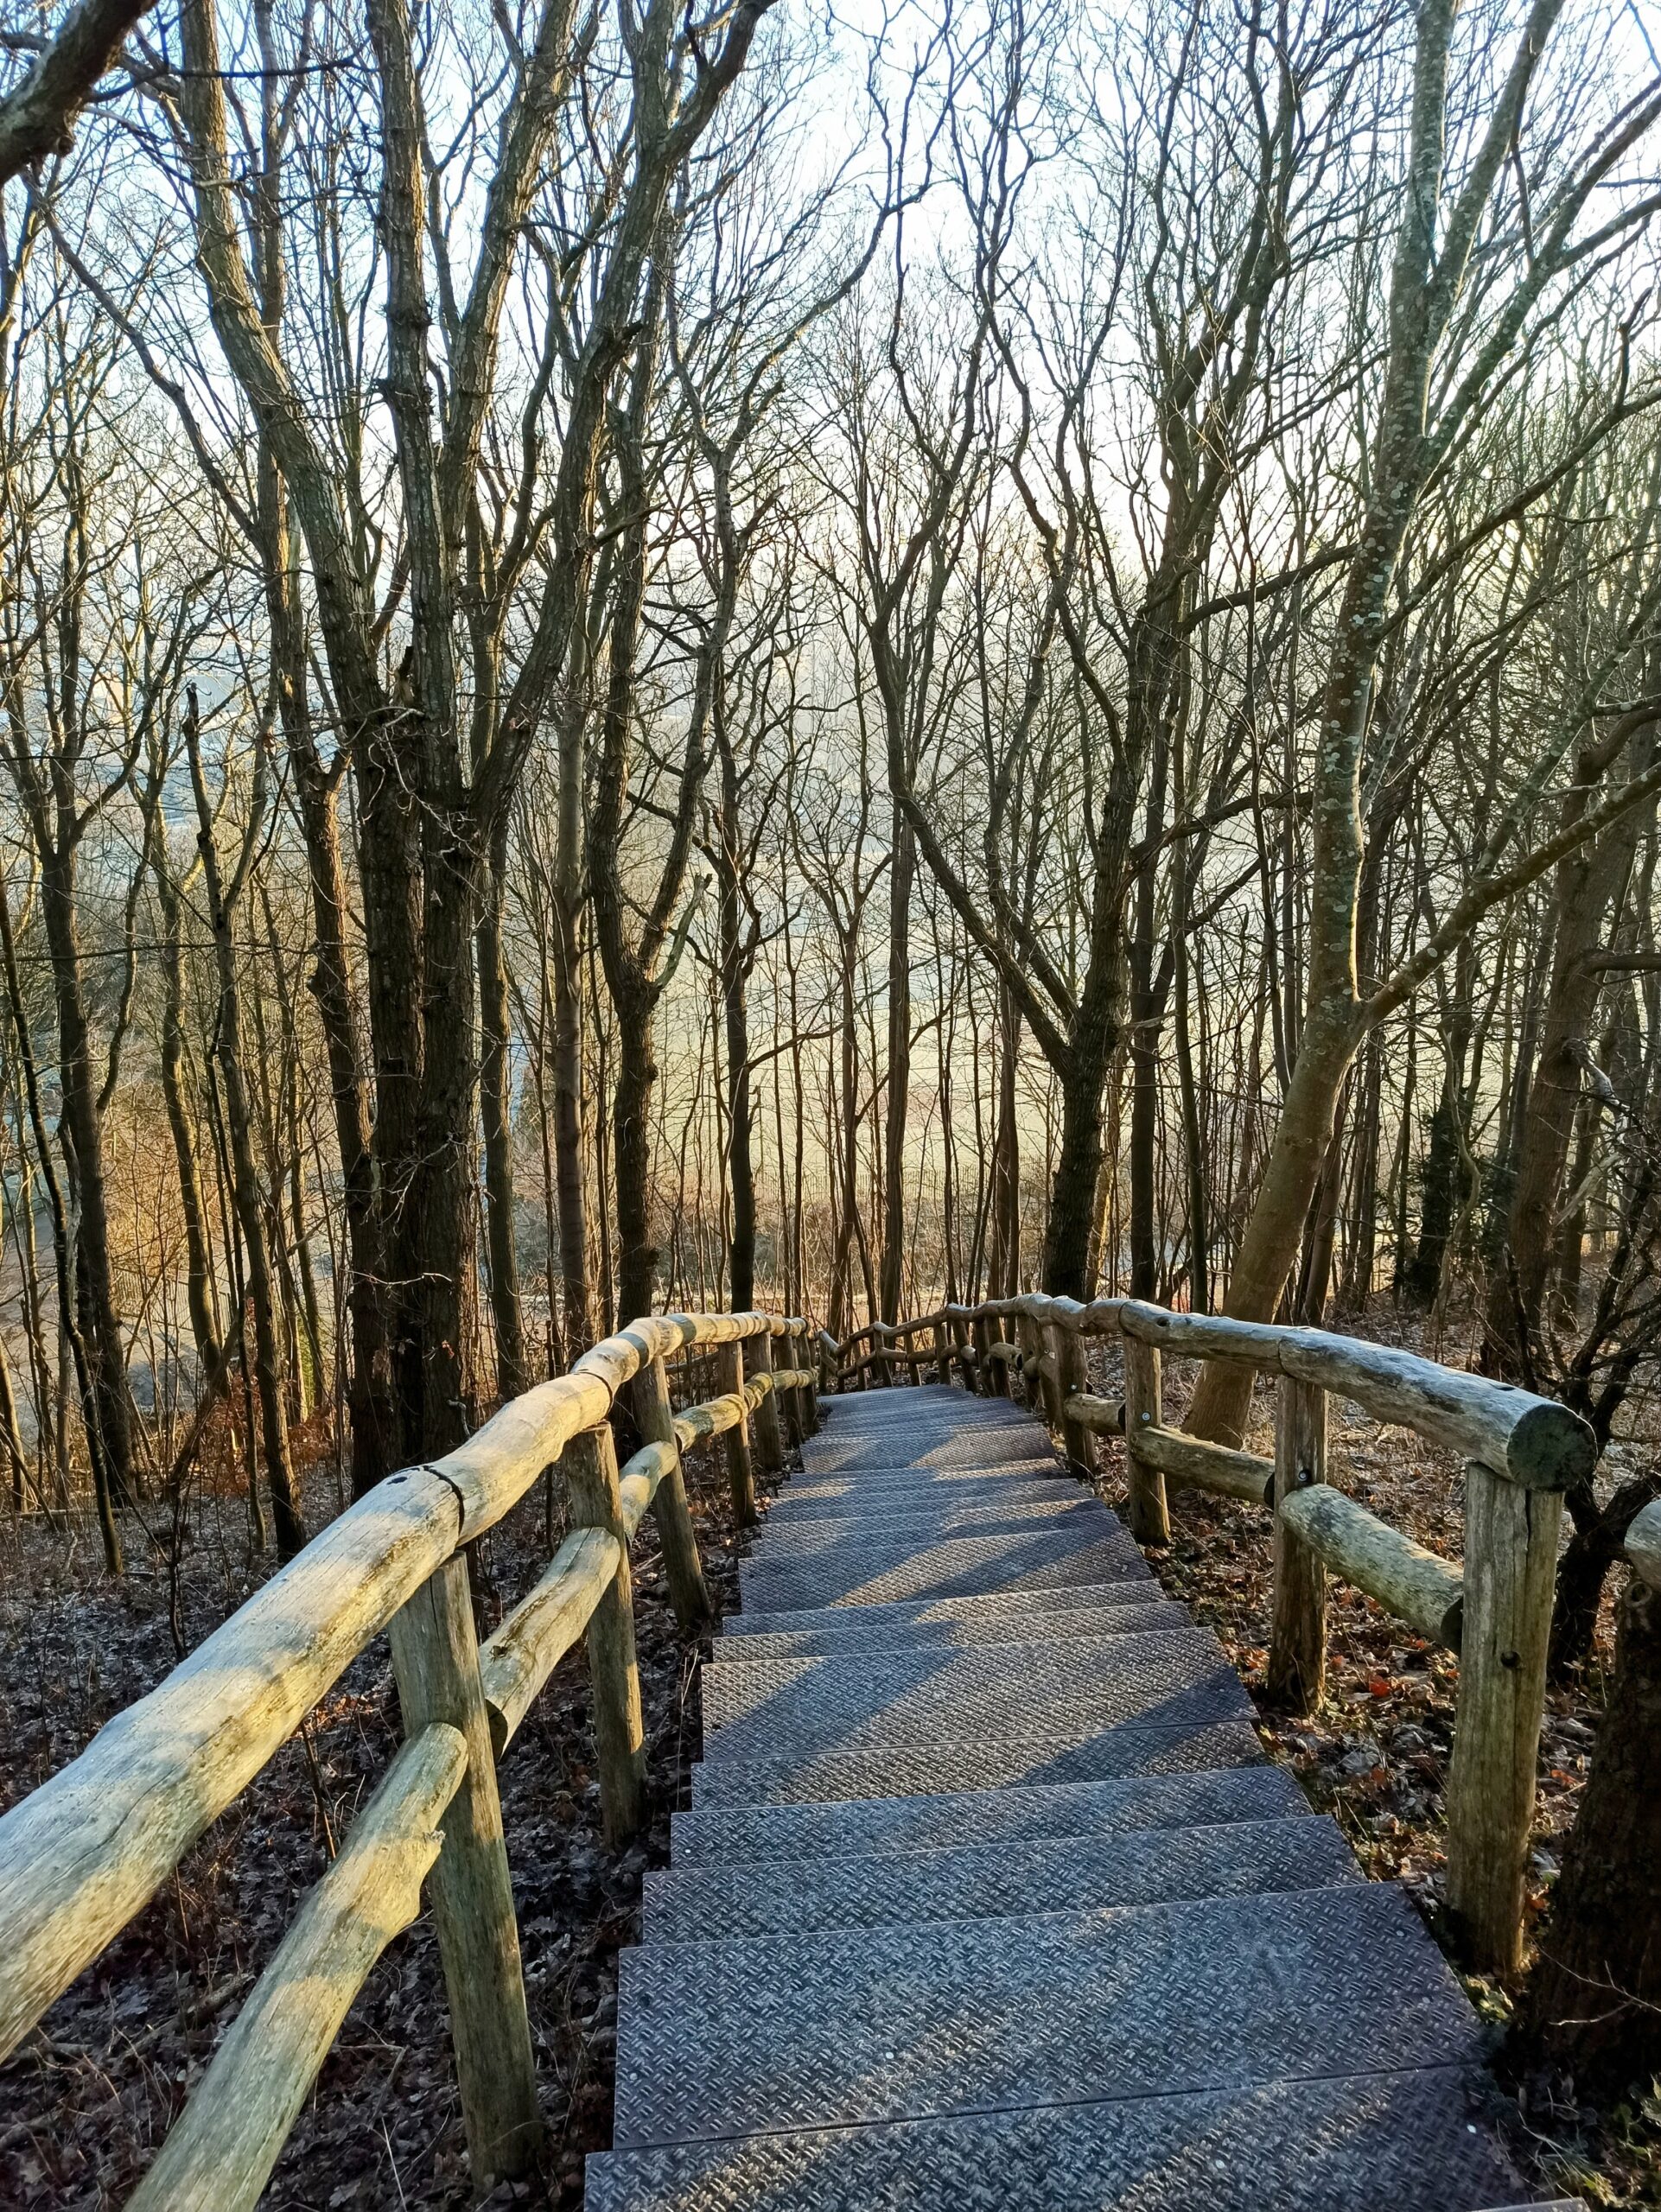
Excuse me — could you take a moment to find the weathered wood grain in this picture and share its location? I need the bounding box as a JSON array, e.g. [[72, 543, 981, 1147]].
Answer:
[[1278, 1484, 1463, 1648], [1626, 1497, 1661, 1589], [1268, 1375, 1328, 1714], [630, 1351, 711, 1633], [1133, 1425, 1275, 1506], [1123, 1335, 1169, 1547], [478, 1528, 621, 1755], [0, 1465, 463, 2061], [388, 1554, 541, 2181], [125, 1724, 468, 2212], [1445, 1462, 1562, 1978], [566, 1424, 646, 1846]]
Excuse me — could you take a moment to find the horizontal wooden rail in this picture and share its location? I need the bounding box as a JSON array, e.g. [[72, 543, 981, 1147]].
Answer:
[[478, 1529, 621, 1755], [1133, 1421, 1276, 1506], [951, 1294, 1595, 1490], [0, 1302, 818, 2198], [1277, 1484, 1464, 1649], [126, 1723, 468, 2212]]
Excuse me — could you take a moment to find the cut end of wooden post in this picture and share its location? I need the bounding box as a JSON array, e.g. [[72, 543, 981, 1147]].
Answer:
[[1505, 1398, 1597, 1490]]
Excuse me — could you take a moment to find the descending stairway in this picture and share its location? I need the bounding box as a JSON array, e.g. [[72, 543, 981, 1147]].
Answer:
[[589, 1385, 1567, 2212]]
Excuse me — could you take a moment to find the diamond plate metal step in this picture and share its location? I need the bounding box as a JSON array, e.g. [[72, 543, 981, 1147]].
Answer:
[[704, 1593, 1188, 1662], [739, 1523, 1151, 1612], [596, 1384, 1537, 2212], [612, 1884, 1483, 2146], [644, 1812, 1359, 1941], [719, 1577, 1158, 1640], [769, 1466, 1073, 1514], [690, 1715, 1268, 1806], [809, 1409, 1034, 1436], [749, 1493, 1117, 1556], [702, 1626, 1241, 1764], [670, 1764, 1311, 1868], [588, 2065, 1527, 2211], [815, 1385, 1027, 1418], [799, 1428, 1057, 1472]]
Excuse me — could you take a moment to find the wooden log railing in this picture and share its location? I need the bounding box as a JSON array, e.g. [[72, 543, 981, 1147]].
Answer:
[[831, 1291, 1598, 1981], [0, 1307, 818, 2209]]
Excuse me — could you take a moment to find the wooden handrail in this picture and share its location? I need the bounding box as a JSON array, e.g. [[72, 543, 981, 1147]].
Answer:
[[841, 1288, 1594, 1980], [830, 1291, 1594, 1489], [0, 1303, 818, 2206]]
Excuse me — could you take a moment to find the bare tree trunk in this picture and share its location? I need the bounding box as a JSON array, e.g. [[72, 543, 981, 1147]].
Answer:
[[151, 849, 223, 1374], [478, 819, 526, 1401], [1522, 1570, 1661, 2093], [880, 805, 913, 1320], [36, 844, 135, 1507], [185, 692, 305, 1560], [1483, 741, 1643, 1375]]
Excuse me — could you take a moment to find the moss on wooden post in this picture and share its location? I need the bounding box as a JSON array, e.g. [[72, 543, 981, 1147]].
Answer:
[[1267, 1374, 1328, 1713], [1445, 1459, 1562, 1979], [565, 1424, 646, 1845]]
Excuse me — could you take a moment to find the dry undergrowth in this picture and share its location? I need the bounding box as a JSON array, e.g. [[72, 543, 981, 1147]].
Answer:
[[0, 1427, 785, 2211], [1085, 1325, 1661, 2209]]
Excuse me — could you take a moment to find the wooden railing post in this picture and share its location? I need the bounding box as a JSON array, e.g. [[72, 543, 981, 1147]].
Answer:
[[1268, 1374, 1328, 1712], [1015, 1306, 1046, 1414], [1055, 1324, 1094, 1478], [973, 1310, 999, 1395], [780, 1345, 806, 1446], [1444, 1460, 1563, 1978], [1123, 1332, 1171, 1545], [949, 1311, 972, 1386], [932, 1318, 951, 1385], [801, 1328, 821, 1433], [630, 1353, 711, 1634], [717, 1339, 758, 1524], [387, 1560, 542, 2185], [1035, 1318, 1067, 1435], [565, 1424, 646, 1844], [748, 1325, 786, 1474]]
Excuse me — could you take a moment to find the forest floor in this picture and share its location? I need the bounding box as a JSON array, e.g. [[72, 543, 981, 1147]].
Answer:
[[2, 1326, 1658, 2209], [0, 1404, 786, 2211]]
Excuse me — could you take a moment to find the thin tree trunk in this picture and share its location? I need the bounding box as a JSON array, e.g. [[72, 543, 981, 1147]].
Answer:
[[185, 693, 305, 1560], [478, 819, 527, 1401]]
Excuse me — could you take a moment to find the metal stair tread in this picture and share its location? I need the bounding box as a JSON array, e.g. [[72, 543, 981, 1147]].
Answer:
[[748, 1494, 1117, 1554], [669, 1765, 1311, 1867], [740, 1525, 1152, 1611], [703, 1594, 1188, 1662], [689, 1716, 1268, 1805], [643, 1812, 1360, 1940], [701, 1625, 1243, 1762], [769, 1478, 1079, 1513], [799, 1431, 1057, 1472], [719, 1578, 1158, 1639], [587, 2064, 1527, 2211], [599, 1385, 1531, 2212], [611, 1882, 1483, 2146]]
